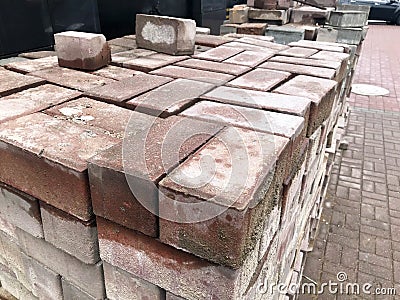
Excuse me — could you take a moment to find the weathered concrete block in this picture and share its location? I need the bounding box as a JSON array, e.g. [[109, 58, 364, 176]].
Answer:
[[254, 0, 278, 9], [55, 31, 111, 70], [229, 5, 250, 24], [136, 14, 196, 55], [0, 184, 43, 238], [104, 263, 165, 300], [176, 58, 250, 76], [196, 27, 211, 35], [290, 7, 333, 25], [227, 68, 291, 91], [248, 8, 290, 24], [62, 279, 97, 300], [0, 263, 37, 300], [16, 228, 105, 298], [317, 26, 363, 45], [265, 25, 305, 45], [328, 10, 368, 27], [193, 45, 243, 62], [279, 46, 318, 58], [259, 61, 336, 80], [40, 203, 100, 264], [238, 23, 267, 35], [220, 23, 241, 35], [224, 50, 274, 67]]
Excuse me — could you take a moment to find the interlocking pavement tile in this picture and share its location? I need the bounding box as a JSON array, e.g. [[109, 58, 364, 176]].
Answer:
[[259, 61, 336, 80], [0, 113, 119, 221], [226, 68, 291, 91], [126, 79, 215, 117], [224, 50, 274, 68], [288, 40, 346, 53], [195, 34, 235, 47], [151, 65, 234, 85], [310, 50, 351, 62], [91, 65, 143, 80], [85, 74, 173, 104], [175, 58, 250, 76], [192, 46, 244, 62], [278, 47, 319, 58], [237, 37, 290, 51], [30, 66, 115, 92], [5, 56, 59, 74], [0, 67, 45, 96], [122, 53, 189, 72]]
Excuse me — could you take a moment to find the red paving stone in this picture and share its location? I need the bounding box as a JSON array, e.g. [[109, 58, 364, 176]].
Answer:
[[302, 25, 400, 299]]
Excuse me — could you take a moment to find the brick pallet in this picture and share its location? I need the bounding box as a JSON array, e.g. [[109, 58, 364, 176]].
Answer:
[[0, 17, 361, 299]]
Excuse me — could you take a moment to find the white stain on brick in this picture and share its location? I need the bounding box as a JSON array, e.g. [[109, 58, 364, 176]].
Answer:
[[141, 22, 176, 45]]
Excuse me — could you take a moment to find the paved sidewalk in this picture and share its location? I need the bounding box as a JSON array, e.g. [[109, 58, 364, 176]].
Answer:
[[302, 25, 400, 299]]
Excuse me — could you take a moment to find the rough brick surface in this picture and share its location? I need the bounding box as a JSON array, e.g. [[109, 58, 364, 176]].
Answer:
[[259, 61, 336, 80], [55, 31, 111, 70], [91, 65, 143, 80], [0, 113, 119, 221], [5, 56, 59, 74], [0, 84, 81, 123], [237, 23, 267, 36], [0, 68, 45, 97], [175, 58, 250, 76], [136, 14, 196, 55], [195, 35, 235, 47], [278, 47, 318, 58], [193, 46, 244, 62], [61, 279, 97, 300], [224, 50, 274, 67]]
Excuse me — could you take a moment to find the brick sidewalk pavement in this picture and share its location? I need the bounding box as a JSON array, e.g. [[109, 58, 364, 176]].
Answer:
[[301, 25, 400, 299]]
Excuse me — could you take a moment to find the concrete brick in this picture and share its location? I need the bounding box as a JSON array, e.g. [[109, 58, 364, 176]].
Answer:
[[310, 50, 350, 63], [258, 61, 336, 80], [200, 86, 311, 117], [98, 217, 259, 300], [88, 116, 221, 236], [289, 40, 345, 53], [5, 56, 59, 74], [108, 37, 137, 49], [237, 23, 267, 35], [226, 68, 291, 92], [195, 35, 235, 47], [279, 47, 319, 58], [175, 58, 250, 76], [220, 23, 240, 35], [265, 25, 305, 45], [224, 50, 274, 67], [254, 0, 278, 9], [317, 26, 364, 45], [19, 51, 56, 59], [0, 263, 37, 300], [136, 14, 196, 55], [85, 74, 173, 104], [0, 215, 18, 240], [40, 203, 99, 264], [193, 45, 244, 62], [151, 65, 234, 85], [229, 5, 250, 24], [0, 67, 45, 97], [0, 113, 119, 221], [248, 8, 290, 24], [122, 53, 188, 72], [16, 228, 105, 298], [159, 126, 289, 268], [30, 66, 115, 92], [0, 184, 43, 238], [258, 205, 281, 259], [61, 279, 97, 300], [328, 11, 368, 28], [235, 37, 289, 51], [274, 75, 337, 136], [126, 79, 215, 117], [0, 84, 81, 123], [104, 262, 165, 300], [290, 7, 332, 25], [196, 27, 211, 35], [111, 49, 157, 66], [21, 252, 63, 300], [91, 65, 143, 80]]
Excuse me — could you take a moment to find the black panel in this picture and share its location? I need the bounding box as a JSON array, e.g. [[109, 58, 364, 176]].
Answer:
[[193, 9, 227, 35], [192, 0, 226, 13]]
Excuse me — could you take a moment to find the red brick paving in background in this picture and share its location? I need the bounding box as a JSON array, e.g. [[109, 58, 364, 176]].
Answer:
[[302, 25, 400, 299]]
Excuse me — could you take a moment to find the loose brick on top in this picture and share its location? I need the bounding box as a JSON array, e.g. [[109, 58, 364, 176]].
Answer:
[[274, 75, 337, 136], [122, 54, 189, 72], [159, 126, 289, 267], [258, 61, 336, 80], [195, 34, 235, 47], [5, 56, 59, 74], [175, 58, 250, 76], [224, 50, 274, 68], [226, 68, 291, 92], [0, 113, 119, 221], [30, 66, 115, 92], [0, 67, 45, 97], [151, 65, 234, 85], [88, 116, 222, 236], [278, 47, 319, 58], [0, 84, 81, 123], [192, 46, 244, 62], [85, 74, 173, 104], [126, 79, 215, 117], [237, 37, 290, 51]]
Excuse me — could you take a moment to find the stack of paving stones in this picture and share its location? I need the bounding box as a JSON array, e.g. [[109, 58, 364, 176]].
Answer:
[[0, 13, 362, 300]]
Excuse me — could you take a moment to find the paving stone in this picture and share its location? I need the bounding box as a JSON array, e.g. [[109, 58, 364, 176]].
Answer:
[[91, 65, 143, 80], [103, 263, 165, 300], [17, 228, 105, 298], [18, 51, 56, 59], [45, 97, 137, 137], [229, 5, 249, 24], [61, 279, 97, 300], [200, 85, 311, 117], [0, 184, 43, 238], [126, 78, 215, 117], [222, 41, 269, 52], [0, 56, 30, 67], [122, 53, 188, 72], [159, 126, 289, 268], [278, 47, 319, 58], [192, 46, 244, 62], [290, 7, 332, 25], [274, 75, 337, 136], [220, 23, 241, 35], [88, 116, 222, 236], [0, 262, 37, 300], [150, 65, 234, 85], [0, 67, 45, 97], [181, 101, 304, 140], [85, 74, 173, 104], [224, 50, 274, 67], [288, 40, 345, 53], [310, 50, 351, 62], [258, 61, 336, 80], [5, 56, 59, 74], [30, 66, 115, 92], [196, 27, 211, 35], [248, 8, 290, 23], [0, 113, 119, 221], [0, 84, 81, 123], [40, 203, 100, 264], [111, 49, 157, 66], [136, 14, 196, 55], [237, 23, 267, 35], [226, 68, 291, 92], [254, 0, 277, 9], [328, 11, 368, 28], [175, 58, 250, 76], [109, 44, 130, 54], [55, 31, 111, 70], [236, 37, 290, 51], [108, 37, 137, 49], [195, 34, 235, 47]]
